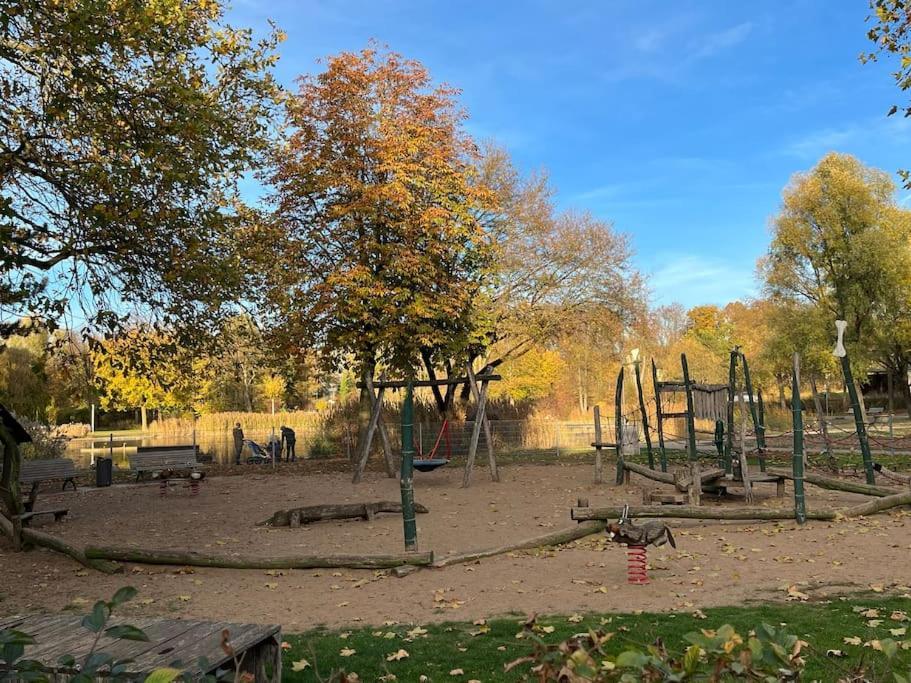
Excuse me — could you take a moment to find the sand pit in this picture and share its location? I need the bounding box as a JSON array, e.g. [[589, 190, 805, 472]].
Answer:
[[1, 462, 909, 631]]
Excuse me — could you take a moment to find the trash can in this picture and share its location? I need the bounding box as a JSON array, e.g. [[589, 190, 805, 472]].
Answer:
[[96, 457, 113, 487]]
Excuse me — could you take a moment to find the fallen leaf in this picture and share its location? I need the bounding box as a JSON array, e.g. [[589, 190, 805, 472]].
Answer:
[[843, 636, 862, 646], [340, 648, 356, 657], [449, 669, 464, 676], [386, 649, 409, 662], [291, 659, 310, 671]]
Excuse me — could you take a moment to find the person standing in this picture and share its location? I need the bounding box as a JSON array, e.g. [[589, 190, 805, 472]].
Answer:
[[232, 422, 244, 465], [281, 425, 297, 462]]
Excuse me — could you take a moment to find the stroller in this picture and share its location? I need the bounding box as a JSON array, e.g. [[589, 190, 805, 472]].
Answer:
[[243, 438, 281, 464]]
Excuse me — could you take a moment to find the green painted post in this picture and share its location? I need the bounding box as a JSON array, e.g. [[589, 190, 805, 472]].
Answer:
[[792, 353, 806, 524], [741, 352, 765, 471], [681, 354, 698, 463], [651, 360, 668, 472], [614, 368, 625, 485], [400, 379, 417, 550], [833, 319, 874, 484], [724, 350, 737, 475], [840, 355, 875, 485], [633, 359, 655, 470]]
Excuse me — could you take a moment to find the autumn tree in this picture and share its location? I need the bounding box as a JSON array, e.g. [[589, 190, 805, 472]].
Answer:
[[93, 328, 201, 429], [424, 144, 647, 413], [263, 47, 495, 391], [1, 0, 282, 340], [762, 153, 911, 379]]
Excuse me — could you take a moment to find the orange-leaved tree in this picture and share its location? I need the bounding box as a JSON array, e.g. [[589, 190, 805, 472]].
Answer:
[[263, 47, 496, 386]]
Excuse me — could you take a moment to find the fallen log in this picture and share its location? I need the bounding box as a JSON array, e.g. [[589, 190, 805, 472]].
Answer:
[[873, 463, 911, 486], [842, 489, 911, 517], [624, 461, 724, 492], [84, 546, 433, 570], [258, 501, 429, 527], [572, 489, 911, 522], [768, 468, 898, 497], [571, 505, 838, 522], [0, 512, 121, 574], [433, 520, 606, 568]]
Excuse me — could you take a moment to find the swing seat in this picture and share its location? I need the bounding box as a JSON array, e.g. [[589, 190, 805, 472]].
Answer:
[[414, 458, 448, 472]]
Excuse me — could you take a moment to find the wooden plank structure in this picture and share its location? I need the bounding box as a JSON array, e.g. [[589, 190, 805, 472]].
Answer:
[[353, 371, 501, 488], [130, 446, 201, 480], [0, 614, 281, 681]]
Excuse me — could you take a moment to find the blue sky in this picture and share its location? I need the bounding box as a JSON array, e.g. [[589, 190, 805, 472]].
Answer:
[[227, 0, 910, 309]]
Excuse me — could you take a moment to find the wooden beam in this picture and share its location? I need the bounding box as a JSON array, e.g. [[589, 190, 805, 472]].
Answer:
[[433, 521, 606, 567], [85, 547, 434, 570], [767, 468, 898, 497], [352, 384, 385, 484], [571, 505, 838, 522], [593, 405, 603, 484], [462, 379, 490, 488], [467, 363, 498, 482]]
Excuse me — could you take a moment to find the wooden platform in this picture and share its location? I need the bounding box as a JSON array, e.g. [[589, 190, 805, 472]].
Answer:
[[704, 473, 786, 497], [0, 614, 281, 681]]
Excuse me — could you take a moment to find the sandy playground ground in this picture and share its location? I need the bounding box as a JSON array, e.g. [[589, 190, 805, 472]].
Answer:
[[1, 461, 909, 632]]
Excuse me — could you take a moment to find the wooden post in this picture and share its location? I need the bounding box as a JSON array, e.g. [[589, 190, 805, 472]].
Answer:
[[834, 320, 875, 484], [400, 379, 417, 550], [366, 374, 396, 478], [0, 422, 24, 550], [741, 352, 765, 471], [725, 350, 737, 475], [651, 360, 668, 472], [461, 379, 490, 488], [888, 369, 895, 416], [593, 405, 603, 484], [681, 354, 700, 506], [467, 363, 498, 482], [614, 368, 625, 485], [352, 385, 385, 484], [633, 360, 654, 469], [791, 353, 807, 524]]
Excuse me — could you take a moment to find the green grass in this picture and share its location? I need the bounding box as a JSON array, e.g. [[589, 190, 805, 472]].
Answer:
[[281, 596, 911, 681]]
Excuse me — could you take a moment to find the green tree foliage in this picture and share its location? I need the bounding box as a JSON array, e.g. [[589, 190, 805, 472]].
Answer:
[[263, 47, 495, 379], [0, 0, 282, 340], [863, 0, 911, 187], [92, 328, 201, 429], [762, 153, 911, 352]]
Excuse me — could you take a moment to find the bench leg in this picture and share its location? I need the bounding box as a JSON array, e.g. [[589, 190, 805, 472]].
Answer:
[[62, 478, 76, 492], [776, 479, 786, 497], [24, 483, 39, 514]]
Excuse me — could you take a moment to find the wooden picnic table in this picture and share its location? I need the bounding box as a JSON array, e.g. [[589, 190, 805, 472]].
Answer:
[[0, 613, 281, 681]]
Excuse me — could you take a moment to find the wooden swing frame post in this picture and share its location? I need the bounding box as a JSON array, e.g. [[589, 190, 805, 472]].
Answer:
[[354, 374, 501, 488]]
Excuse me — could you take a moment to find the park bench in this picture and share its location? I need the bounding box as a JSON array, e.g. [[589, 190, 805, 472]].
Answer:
[[130, 445, 202, 481], [3, 458, 79, 514]]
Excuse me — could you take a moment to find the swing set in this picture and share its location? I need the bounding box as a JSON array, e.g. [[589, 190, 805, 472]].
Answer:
[[351, 368, 501, 486]]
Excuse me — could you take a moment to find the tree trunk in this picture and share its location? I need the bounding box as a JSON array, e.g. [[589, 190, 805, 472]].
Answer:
[[767, 468, 897, 497], [140, 405, 148, 431], [85, 547, 434, 570], [0, 422, 25, 531], [433, 521, 606, 567], [258, 501, 429, 527], [572, 505, 837, 521], [777, 375, 786, 409]]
